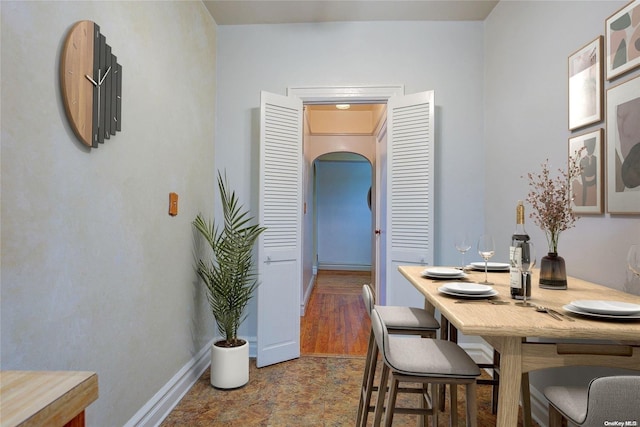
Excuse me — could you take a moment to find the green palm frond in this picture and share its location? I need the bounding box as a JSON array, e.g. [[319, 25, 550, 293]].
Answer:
[[193, 171, 266, 346]]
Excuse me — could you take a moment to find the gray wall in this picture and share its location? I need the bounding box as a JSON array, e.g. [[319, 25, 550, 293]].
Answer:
[[485, 0, 639, 295], [1, 2, 217, 425], [484, 0, 640, 416]]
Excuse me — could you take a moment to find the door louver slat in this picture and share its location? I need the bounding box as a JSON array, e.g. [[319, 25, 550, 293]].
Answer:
[[262, 101, 300, 249], [390, 101, 432, 253]]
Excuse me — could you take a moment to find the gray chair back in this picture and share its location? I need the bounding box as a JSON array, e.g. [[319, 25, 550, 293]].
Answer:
[[370, 308, 391, 363], [582, 376, 640, 426], [362, 284, 374, 316]]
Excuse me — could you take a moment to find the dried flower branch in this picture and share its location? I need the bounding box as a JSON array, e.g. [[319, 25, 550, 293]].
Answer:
[[524, 152, 584, 253]]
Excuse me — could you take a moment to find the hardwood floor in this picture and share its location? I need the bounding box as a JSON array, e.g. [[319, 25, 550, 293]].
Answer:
[[300, 270, 371, 357]]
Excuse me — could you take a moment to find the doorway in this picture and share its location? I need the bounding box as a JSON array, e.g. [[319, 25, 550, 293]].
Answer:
[[288, 86, 403, 320], [300, 103, 383, 317], [314, 152, 372, 272], [299, 108, 378, 356], [301, 152, 373, 356], [257, 88, 434, 367]]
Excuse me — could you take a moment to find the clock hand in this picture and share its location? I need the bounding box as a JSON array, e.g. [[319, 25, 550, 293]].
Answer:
[[85, 74, 98, 86], [98, 66, 111, 85]]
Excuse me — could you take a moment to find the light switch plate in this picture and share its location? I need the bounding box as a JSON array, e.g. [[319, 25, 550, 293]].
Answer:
[[169, 192, 178, 216]]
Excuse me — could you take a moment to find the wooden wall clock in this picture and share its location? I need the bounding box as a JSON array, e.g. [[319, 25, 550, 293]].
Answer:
[[60, 21, 122, 148]]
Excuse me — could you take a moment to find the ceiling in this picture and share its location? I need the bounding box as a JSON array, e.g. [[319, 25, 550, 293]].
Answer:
[[203, 1, 499, 25]]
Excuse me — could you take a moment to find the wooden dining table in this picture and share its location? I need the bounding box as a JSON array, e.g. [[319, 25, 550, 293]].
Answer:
[[0, 370, 98, 427], [398, 265, 640, 427]]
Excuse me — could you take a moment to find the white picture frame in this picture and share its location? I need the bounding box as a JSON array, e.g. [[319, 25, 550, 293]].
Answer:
[[606, 0, 640, 80], [569, 129, 603, 214], [606, 75, 640, 214], [569, 37, 603, 131]]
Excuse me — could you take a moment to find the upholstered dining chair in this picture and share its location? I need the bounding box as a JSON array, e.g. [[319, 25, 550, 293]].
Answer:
[[544, 375, 640, 427], [370, 307, 481, 426], [356, 284, 440, 427]]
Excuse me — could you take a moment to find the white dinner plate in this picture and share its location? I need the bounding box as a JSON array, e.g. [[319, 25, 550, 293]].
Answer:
[[438, 287, 499, 299], [423, 271, 467, 280], [563, 304, 640, 320], [421, 268, 467, 280], [440, 282, 494, 295], [469, 262, 510, 271], [424, 267, 462, 276], [569, 300, 640, 316]]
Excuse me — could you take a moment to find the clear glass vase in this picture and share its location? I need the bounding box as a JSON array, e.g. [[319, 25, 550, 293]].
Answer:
[[539, 252, 567, 289]]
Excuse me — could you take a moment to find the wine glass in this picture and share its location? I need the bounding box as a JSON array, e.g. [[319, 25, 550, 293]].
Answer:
[[454, 232, 472, 271], [477, 234, 495, 284], [516, 242, 537, 307], [628, 244, 640, 277]]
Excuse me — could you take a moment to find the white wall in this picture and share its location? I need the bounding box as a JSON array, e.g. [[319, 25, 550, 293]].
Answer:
[[484, 0, 640, 418], [217, 20, 486, 340], [0, 2, 217, 425]]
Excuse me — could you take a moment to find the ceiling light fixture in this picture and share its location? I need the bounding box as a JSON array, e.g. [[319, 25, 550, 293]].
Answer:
[[335, 104, 351, 110]]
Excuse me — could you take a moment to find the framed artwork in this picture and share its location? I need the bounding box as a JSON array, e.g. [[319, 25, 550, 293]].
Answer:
[[606, 75, 640, 214], [605, 0, 640, 80], [569, 37, 603, 130], [569, 129, 603, 214]]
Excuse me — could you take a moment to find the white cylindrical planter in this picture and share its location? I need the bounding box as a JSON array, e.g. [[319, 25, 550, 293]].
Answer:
[[210, 340, 249, 389]]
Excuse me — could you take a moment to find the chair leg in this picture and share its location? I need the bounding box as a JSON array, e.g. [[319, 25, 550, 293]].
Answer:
[[437, 384, 447, 415], [521, 373, 532, 427], [491, 349, 500, 414], [357, 331, 377, 427], [548, 404, 565, 427], [439, 317, 451, 413], [373, 364, 390, 427], [363, 345, 379, 426], [450, 383, 458, 426], [431, 382, 439, 427], [466, 382, 478, 427], [383, 376, 400, 427], [418, 383, 429, 427]]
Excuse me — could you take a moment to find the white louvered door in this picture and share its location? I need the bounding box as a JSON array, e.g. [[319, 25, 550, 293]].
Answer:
[[385, 91, 435, 307], [256, 91, 302, 368]]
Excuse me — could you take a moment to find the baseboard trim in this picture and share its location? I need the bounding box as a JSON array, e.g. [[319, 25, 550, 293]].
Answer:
[[317, 263, 371, 271], [300, 273, 316, 316], [123, 339, 214, 427]]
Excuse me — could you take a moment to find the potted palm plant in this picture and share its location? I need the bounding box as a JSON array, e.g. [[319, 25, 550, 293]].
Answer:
[[193, 171, 266, 389]]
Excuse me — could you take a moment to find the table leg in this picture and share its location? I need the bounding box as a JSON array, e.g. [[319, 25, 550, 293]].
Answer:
[[495, 337, 522, 427], [64, 411, 86, 427]]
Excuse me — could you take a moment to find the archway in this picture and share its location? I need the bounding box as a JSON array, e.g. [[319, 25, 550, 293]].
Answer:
[[312, 152, 373, 273]]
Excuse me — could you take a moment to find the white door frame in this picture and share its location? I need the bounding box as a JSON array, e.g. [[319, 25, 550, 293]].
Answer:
[[288, 85, 404, 302], [288, 85, 404, 103]]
